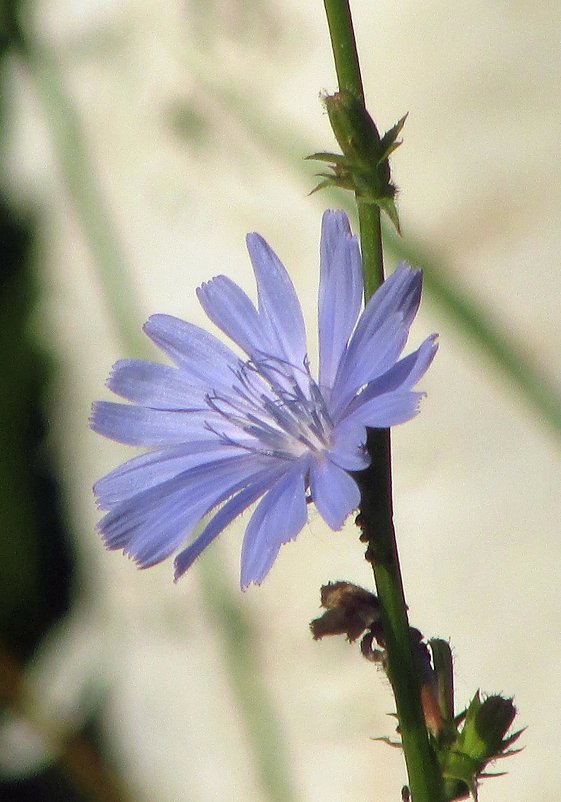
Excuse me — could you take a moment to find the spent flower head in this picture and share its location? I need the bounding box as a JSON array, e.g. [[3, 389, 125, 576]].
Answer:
[[91, 211, 437, 588]]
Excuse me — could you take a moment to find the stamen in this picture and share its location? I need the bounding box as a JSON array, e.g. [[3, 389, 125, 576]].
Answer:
[[203, 352, 333, 461]]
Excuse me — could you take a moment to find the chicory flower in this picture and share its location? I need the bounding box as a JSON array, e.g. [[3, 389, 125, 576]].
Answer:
[[91, 211, 437, 587]]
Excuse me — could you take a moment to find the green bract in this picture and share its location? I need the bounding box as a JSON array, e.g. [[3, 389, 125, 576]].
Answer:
[[308, 90, 407, 234], [427, 641, 523, 801]]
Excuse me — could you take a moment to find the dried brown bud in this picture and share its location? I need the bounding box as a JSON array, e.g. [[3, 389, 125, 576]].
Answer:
[[310, 581, 381, 642]]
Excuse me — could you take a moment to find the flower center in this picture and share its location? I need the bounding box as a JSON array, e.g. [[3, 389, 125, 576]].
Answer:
[[205, 354, 334, 461]]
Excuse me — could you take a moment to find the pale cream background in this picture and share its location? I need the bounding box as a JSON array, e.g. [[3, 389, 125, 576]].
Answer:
[[3, 1, 560, 800]]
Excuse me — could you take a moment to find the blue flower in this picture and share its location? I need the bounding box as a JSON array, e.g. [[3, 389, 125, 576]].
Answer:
[[91, 211, 437, 588]]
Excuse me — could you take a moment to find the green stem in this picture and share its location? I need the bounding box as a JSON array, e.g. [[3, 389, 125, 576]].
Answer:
[[323, 4, 445, 801], [357, 202, 384, 301], [323, 0, 364, 100], [323, 1, 384, 294]]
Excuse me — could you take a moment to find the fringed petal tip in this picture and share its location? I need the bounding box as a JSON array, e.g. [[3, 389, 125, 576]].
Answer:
[[321, 209, 353, 240], [88, 401, 99, 432], [395, 260, 422, 278], [141, 315, 155, 334], [172, 542, 205, 583], [239, 576, 261, 592]]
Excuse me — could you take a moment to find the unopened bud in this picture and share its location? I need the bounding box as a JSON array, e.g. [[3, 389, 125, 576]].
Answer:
[[458, 693, 517, 763], [324, 91, 381, 167]]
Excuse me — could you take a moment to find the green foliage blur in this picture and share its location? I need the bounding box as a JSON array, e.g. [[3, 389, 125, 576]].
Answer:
[[0, 3, 88, 799]]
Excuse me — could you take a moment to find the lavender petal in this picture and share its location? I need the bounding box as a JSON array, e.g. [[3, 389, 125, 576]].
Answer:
[[342, 390, 424, 428], [240, 468, 307, 588], [173, 467, 284, 580], [197, 275, 269, 357], [91, 401, 232, 447], [107, 360, 207, 409], [246, 232, 307, 369], [309, 457, 360, 530], [144, 314, 238, 391], [98, 455, 274, 568], [94, 442, 257, 510], [318, 211, 362, 388]]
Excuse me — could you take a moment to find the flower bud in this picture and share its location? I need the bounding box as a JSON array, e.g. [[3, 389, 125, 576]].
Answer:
[[324, 91, 382, 167], [457, 693, 517, 763], [307, 90, 407, 233], [439, 692, 523, 800]]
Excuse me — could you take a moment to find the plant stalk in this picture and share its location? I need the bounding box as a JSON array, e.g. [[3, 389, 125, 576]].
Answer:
[[323, 2, 445, 799]]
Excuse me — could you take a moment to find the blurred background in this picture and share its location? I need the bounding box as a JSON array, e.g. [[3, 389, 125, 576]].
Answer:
[[1, 1, 560, 800]]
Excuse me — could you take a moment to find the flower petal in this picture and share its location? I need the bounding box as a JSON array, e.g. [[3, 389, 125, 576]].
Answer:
[[107, 360, 206, 409], [338, 334, 438, 425], [94, 442, 254, 510], [173, 467, 284, 580], [342, 390, 425, 428], [328, 317, 405, 418], [98, 476, 209, 566], [328, 418, 370, 471], [309, 458, 360, 530], [90, 401, 222, 446], [382, 333, 438, 390], [366, 334, 438, 395], [318, 211, 363, 388], [98, 454, 273, 568], [332, 265, 422, 407], [246, 232, 307, 369], [197, 275, 268, 357], [144, 314, 238, 391], [240, 468, 308, 588]]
